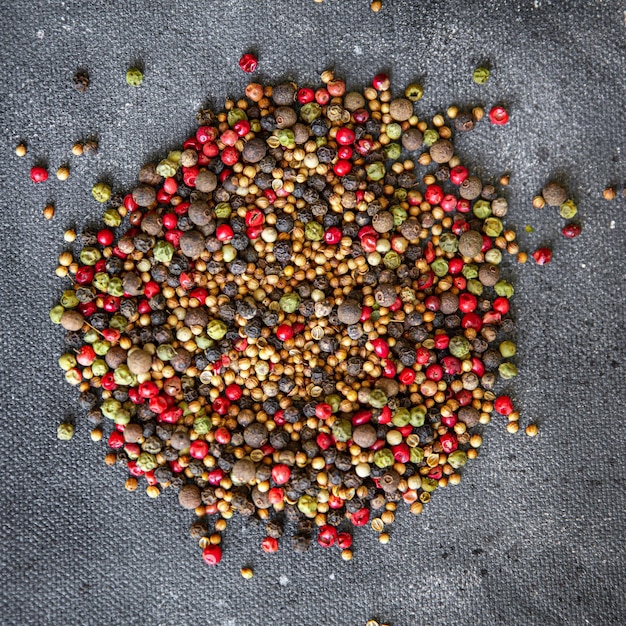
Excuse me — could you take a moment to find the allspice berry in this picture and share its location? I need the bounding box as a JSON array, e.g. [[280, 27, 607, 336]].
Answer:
[[372, 211, 394, 233], [389, 98, 413, 121], [195, 169, 218, 192], [344, 92, 365, 111], [478, 263, 500, 286], [458, 406, 480, 428], [271, 82, 297, 106], [231, 459, 257, 484], [337, 300, 362, 325], [458, 230, 484, 258], [127, 348, 152, 374], [132, 184, 157, 207], [179, 230, 206, 259], [430, 139, 454, 163], [374, 283, 397, 307], [459, 176, 483, 200], [123, 423, 143, 444], [60, 310, 84, 331], [242, 138, 267, 163], [352, 424, 377, 449], [188, 201, 213, 226], [401, 128, 423, 151], [178, 484, 202, 510], [542, 181, 567, 206]]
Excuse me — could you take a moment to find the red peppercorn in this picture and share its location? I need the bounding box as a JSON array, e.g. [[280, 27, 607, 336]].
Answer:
[[450, 165, 469, 185], [425, 184, 444, 205], [315, 403, 332, 420], [494, 395, 514, 416], [351, 409, 373, 426], [327, 79, 346, 97], [216, 224, 234, 242], [353, 108, 370, 124], [372, 73, 390, 90], [382, 359, 396, 378], [324, 227, 342, 245], [245, 208, 264, 227], [297, 87, 314, 104], [76, 345, 96, 366], [416, 347, 431, 365], [492, 297, 510, 315], [426, 364, 443, 381], [462, 312, 483, 330], [562, 223, 582, 238], [162, 177, 178, 195], [213, 397, 231, 415], [441, 194, 457, 212], [143, 281, 160, 299], [316, 432, 334, 450], [271, 464, 291, 486], [441, 413, 457, 428], [360, 233, 378, 253], [261, 537, 279, 553], [328, 495, 345, 509], [370, 338, 389, 358], [202, 545, 222, 565], [268, 487, 284, 504], [102, 295, 120, 313], [108, 430, 125, 449], [337, 532, 352, 550], [224, 384, 242, 402], [425, 295, 441, 312], [207, 468, 226, 486], [392, 443, 410, 463], [317, 525, 338, 548], [30, 166, 48, 183], [233, 120, 251, 137], [238, 53, 258, 73], [350, 507, 370, 527], [471, 357, 485, 377], [532, 247, 552, 265], [458, 292, 477, 313], [379, 406, 392, 425], [337, 146, 353, 160], [162, 213, 178, 230], [333, 159, 352, 177], [456, 198, 471, 213], [138, 381, 159, 398], [158, 407, 182, 424], [315, 88, 330, 105], [221, 146, 239, 166], [439, 432, 458, 453], [433, 334, 449, 350], [189, 440, 208, 460], [214, 427, 231, 445], [489, 105, 509, 125], [398, 368, 416, 385], [448, 258, 464, 275], [336, 127, 356, 145], [276, 324, 294, 341], [441, 355, 462, 375], [75, 266, 95, 285], [124, 193, 139, 212], [96, 228, 114, 246]]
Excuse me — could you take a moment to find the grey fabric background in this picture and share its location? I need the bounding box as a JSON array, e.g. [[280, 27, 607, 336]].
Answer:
[[1, 1, 625, 625]]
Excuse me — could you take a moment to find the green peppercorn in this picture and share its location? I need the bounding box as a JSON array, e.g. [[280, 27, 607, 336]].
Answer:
[[276, 129, 295, 147], [80, 247, 102, 266], [467, 278, 484, 296], [494, 280, 514, 298], [472, 200, 492, 219], [383, 251, 401, 269], [83, 329, 99, 343], [499, 341, 517, 358], [215, 202, 232, 219], [193, 414, 212, 434], [156, 159, 177, 178], [385, 123, 402, 140], [60, 290, 79, 308], [332, 418, 353, 442], [49, 305, 65, 324], [499, 362, 518, 379], [325, 394, 341, 413], [113, 364, 136, 386], [279, 292, 300, 313], [101, 398, 122, 420], [92, 182, 112, 203], [374, 448, 395, 468], [153, 240, 174, 263], [368, 389, 388, 409], [391, 408, 410, 427], [113, 409, 131, 425], [227, 108, 248, 126], [297, 494, 318, 516], [409, 406, 426, 427], [58, 353, 77, 371], [157, 344, 177, 360], [126, 67, 143, 86], [405, 83, 423, 101], [485, 248, 503, 265], [103, 207, 122, 228], [207, 320, 228, 340], [421, 477, 438, 492], [137, 453, 158, 472], [449, 335, 471, 358], [391, 206, 407, 226], [462, 264, 478, 280], [431, 258, 449, 277], [92, 359, 108, 376], [305, 221, 323, 241], [559, 199, 578, 219], [57, 422, 75, 441], [410, 447, 424, 464], [93, 272, 110, 292], [195, 335, 213, 350], [109, 314, 128, 331], [473, 67, 490, 84], [366, 162, 386, 181], [300, 103, 322, 123], [383, 143, 401, 160], [438, 232, 458, 253], [423, 129, 439, 146], [483, 217, 503, 238], [448, 450, 467, 468]]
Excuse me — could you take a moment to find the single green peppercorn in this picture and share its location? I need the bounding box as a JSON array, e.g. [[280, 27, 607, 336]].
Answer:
[[448, 450, 468, 468], [58, 353, 77, 371], [421, 477, 438, 492], [279, 292, 300, 313], [93, 340, 111, 356], [483, 217, 503, 238], [494, 280, 514, 298], [300, 103, 322, 123], [101, 398, 122, 420], [366, 162, 386, 181], [559, 199, 578, 219], [60, 290, 79, 308], [103, 208, 122, 227], [467, 279, 484, 296], [332, 418, 353, 442], [325, 394, 341, 413], [80, 247, 102, 266], [92, 182, 112, 203], [156, 159, 177, 178], [391, 206, 407, 226], [438, 232, 458, 253], [93, 272, 110, 292], [485, 248, 503, 265], [57, 422, 75, 441], [113, 364, 136, 386], [498, 362, 518, 379], [499, 341, 517, 358], [83, 329, 99, 344], [195, 335, 213, 350], [386, 123, 402, 140], [207, 320, 228, 340], [374, 448, 395, 468], [410, 447, 424, 464], [305, 221, 324, 241], [409, 406, 426, 427], [50, 305, 65, 324], [109, 314, 127, 331], [423, 129, 439, 147], [193, 414, 212, 435], [462, 264, 479, 280], [431, 258, 449, 277], [297, 494, 318, 516], [137, 453, 158, 472], [391, 408, 410, 427], [383, 143, 401, 160], [156, 344, 176, 360], [473, 67, 490, 84], [473, 200, 492, 219], [126, 67, 143, 86], [107, 278, 124, 296], [449, 335, 471, 358], [405, 83, 424, 101], [92, 359, 108, 376], [368, 389, 388, 408], [227, 108, 248, 126], [215, 202, 232, 219], [153, 240, 174, 263], [383, 251, 401, 269], [276, 129, 295, 147]]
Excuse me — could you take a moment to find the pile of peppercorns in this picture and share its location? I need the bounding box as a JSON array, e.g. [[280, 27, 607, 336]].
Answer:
[[50, 71, 532, 565]]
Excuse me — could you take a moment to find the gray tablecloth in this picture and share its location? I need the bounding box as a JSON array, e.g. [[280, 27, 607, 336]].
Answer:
[[1, 1, 625, 625]]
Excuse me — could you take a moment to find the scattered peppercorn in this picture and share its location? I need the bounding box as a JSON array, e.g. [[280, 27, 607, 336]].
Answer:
[[238, 53, 258, 73], [57, 422, 74, 441], [603, 186, 616, 201], [43, 204, 55, 220], [71, 142, 84, 156], [473, 67, 490, 84], [126, 67, 143, 86], [240, 567, 254, 579], [49, 73, 537, 565], [525, 423, 539, 437], [371, 0, 382, 11], [56, 166, 70, 181], [72, 70, 89, 93], [15, 142, 27, 157]]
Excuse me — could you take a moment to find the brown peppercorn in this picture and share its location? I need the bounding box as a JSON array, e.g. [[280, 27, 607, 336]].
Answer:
[[184, 307, 209, 328], [275, 106, 297, 128], [352, 424, 377, 449], [178, 484, 202, 510], [380, 470, 400, 493], [141, 211, 163, 236], [105, 345, 128, 370], [603, 186, 616, 201], [542, 181, 567, 207], [122, 271, 143, 296], [132, 184, 157, 207], [127, 348, 152, 375], [458, 230, 484, 258], [188, 201, 214, 226], [374, 283, 397, 307], [458, 406, 480, 427], [231, 459, 257, 484], [337, 300, 363, 325], [372, 211, 395, 233], [138, 163, 163, 186], [459, 176, 482, 200], [399, 218, 421, 241], [344, 91, 365, 111], [429, 139, 454, 164], [440, 292, 458, 314], [60, 310, 84, 331], [180, 149, 198, 167], [478, 263, 500, 287], [389, 98, 413, 121], [170, 430, 191, 450], [123, 423, 143, 443], [272, 82, 297, 106], [242, 138, 267, 163], [454, 111, 475, 132], [180, 230, 206, 259], [195, 169, 218, 193], [401, 128, 423, 151], [244, 423, 269, 448]]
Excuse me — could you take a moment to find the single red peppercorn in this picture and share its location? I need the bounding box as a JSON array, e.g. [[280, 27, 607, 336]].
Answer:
[[268, 487, 284, 504], [494, 395, 514, 416], [426, 364, 443, 381], [245, 208, 264, 227], [382, 359, 396, 378], [532, 247, 552, 265], [372, 73, 390, 90], [434, 334, 449, 350], [139, 381, 159, 399], [213, 397, 231, 415], [399, 368, 416, 385], [324, 227, 342, 245], [489, 105, 509, 125], [224, 383, 242, 401], [261, 537, 279, 553], [336, 532, 352, 550], [462, 312, 483, 330], [297, 87, 314, 104], [96, 228, 114, 246], [562, 223, 582, 238], [207, 468, 226, 486], [441, 413, 457, 428], [351, 409, 373, 426], [317, 525, 338, 548], [221, 146, 239, 166], [163, 177, 178, 195], [75, 266, 94, 285], [214, 427, 231, 445], [439, 432, 458, 453], [416, 347, 431, 364], [315, 403, 332, 420], [271, 464, 291, 486], [353, 108, 370, 125], [216, 224, 234, 242], [350, 507, 370, 527], [392, 442, 410, 463], [238, 53, 258, 73], [108, 430, 125, 449], [30, 166, 48, 183], [379, 406, 392, 425], [441, 194, 458, 212], [276, 324, 294, 341], [189, 440, 208, 460], [314, 87, 330, 105], [337, 146, 353, 160], [458, 292, 477, 313], [76, 345, 96, 366], [336, 127, 356, 145], [316, 432, 334, 450], [492, 297, 510, 315], [333, 159, 352, 177], [370, 338, 389, 359], [450, 165, 469, 185], [233, 119, 251, 137], [202, 545, 222, 566], [425, 184, 444, 205]]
